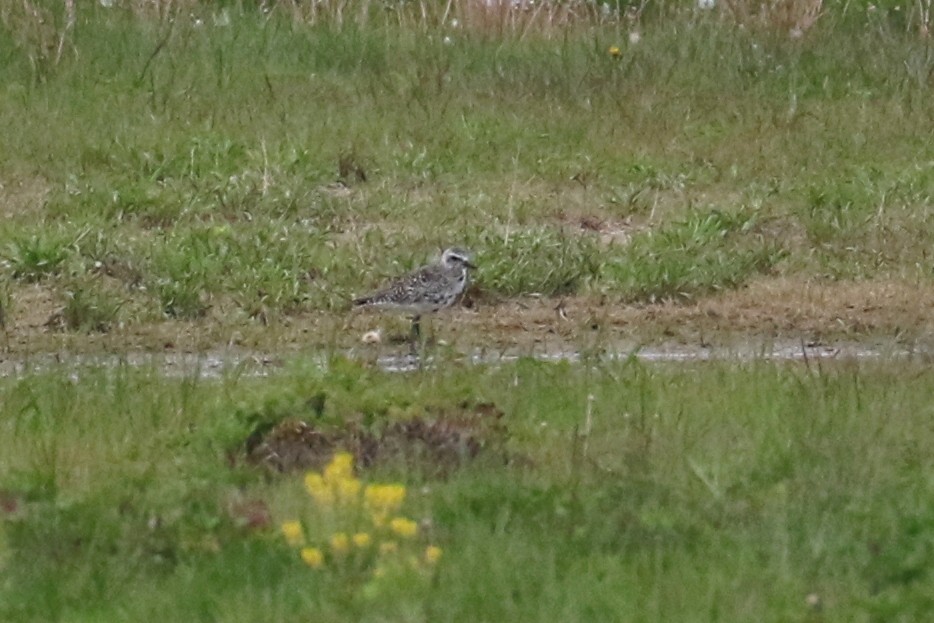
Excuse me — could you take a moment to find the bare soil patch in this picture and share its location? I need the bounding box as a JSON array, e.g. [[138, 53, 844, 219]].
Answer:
[[456, 277, 934, 341], [7, 283, 60, 330], [241, 400, 508, 477], [3, 277, 932, 357], [0, 172, 50, 219]]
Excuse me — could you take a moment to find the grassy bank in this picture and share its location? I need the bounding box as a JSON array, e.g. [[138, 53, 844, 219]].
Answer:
[[0, 2, 931, 347], [1, 356, 933, 620]]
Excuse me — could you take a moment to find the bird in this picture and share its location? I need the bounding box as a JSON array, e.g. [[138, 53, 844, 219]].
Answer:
[[353, 247, 476, 347]]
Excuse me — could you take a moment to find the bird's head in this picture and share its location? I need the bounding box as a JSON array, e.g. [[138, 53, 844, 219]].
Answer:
[[441, 247, 476, 270]]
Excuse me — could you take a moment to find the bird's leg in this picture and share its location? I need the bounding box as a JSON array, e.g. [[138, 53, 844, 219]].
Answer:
[[408, 315, 422, 355]]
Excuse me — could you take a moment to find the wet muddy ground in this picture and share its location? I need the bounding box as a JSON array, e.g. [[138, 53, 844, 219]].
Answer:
[[2, 277, 932, 376]]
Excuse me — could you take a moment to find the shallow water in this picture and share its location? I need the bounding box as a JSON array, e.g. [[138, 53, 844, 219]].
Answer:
[[379, 340, 924, 372], [0, 338, 926, 379]]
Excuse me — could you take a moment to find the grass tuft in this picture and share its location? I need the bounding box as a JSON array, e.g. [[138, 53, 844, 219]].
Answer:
[[475, 228, 602, 297], [61, 277, 123, 332], [5, 231, 74, 283], [604, 208, 787, 301]]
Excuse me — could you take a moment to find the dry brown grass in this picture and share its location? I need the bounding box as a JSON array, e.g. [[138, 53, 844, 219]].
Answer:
[[267, 0, 930, 40], [272, 0, 616, 37], [447, 0, 612, 39], [121, 0, 202, 20], [0, 0, 75, 73], [0, 172, 51, 220], [918, 0, 932, 37], [720, 0, 823, 37], [4, 0, 929, 47]]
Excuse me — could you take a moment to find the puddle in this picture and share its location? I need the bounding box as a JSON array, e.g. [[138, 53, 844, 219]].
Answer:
[[0, 351, 283, 380], [0, 339, 927, 379], [376, 340, 926, 372]]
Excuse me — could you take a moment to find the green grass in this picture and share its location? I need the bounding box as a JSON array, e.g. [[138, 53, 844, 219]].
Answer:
[[604, 207, 787, 301], [0, 3, 931, 336], [6, 229, 75, 282], [2, 356, 934, 620], [1, 6, 932, 619]]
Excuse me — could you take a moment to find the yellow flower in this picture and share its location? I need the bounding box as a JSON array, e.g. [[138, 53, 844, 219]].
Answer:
[[304, 472, 334, 506], [300, 547, 324, 569], [608, 45, 621, 57], [364, 484, 406, 522], [330, 532, 350, 554], [280, 520, 304, 547], [389, 517, 418, 538], [352, 532, 372, 548], [379, 541, 398, 555], [424, 545, 443, 565], [324, 452, 355, 483], [336, 476, 362, 502]]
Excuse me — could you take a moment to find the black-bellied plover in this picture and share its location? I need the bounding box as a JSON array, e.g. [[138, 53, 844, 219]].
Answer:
[[353, 247, 475, 345]]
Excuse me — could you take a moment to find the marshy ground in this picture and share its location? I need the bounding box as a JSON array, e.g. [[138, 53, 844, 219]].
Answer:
[[1, 1, 933, 621], [5, 276, 933, 364]]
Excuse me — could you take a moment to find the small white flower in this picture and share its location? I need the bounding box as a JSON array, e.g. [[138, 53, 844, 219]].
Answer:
[[628, 31, 641, 44], [99, 0, 114, 7], [450, 18, 459, 28], [443, 35, 453, 46]]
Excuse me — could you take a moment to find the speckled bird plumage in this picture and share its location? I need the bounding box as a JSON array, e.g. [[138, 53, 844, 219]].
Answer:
[[353, 247, 475, 316]]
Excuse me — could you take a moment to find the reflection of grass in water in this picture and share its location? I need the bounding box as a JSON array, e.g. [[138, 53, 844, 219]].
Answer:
[[2, 357, 934, 619]]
